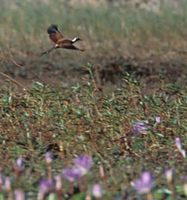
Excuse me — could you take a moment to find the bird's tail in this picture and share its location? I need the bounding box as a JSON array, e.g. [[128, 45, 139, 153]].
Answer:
[[71, 37, 81, 43]]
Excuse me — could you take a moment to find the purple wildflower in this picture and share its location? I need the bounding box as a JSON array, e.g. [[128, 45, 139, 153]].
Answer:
[[73, 155, 93, 175], [39, 179, 54, 193], [0, 173, 4, 186], [62, 167, 82, 182], [175, 138, 182, 149], [92, 184, 103, 198], [37, 179, 54, 200], [180, 175, 187, 182], [45, 152, 53, 165], [180, 149, 186, 158], [155, 116, 161, 124], [165, 169, 173, 183], [132, 120, 149, 135], [14, 189, 25, 200], [132, 171, 154, 194], [0, 173, 4, 192], [54, 175, 62, 191], [4, 177, 11, 192], [175, 137, 186, 158], [14, 157, 25, 173]]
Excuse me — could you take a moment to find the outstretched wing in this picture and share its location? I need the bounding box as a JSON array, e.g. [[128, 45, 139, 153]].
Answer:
[[47, 24, 64, 44]]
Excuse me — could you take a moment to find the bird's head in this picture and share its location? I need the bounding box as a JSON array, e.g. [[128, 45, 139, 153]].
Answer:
[[47, 24, 59, 34]]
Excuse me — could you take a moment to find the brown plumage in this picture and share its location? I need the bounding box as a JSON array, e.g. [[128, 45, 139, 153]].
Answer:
[[41, 24, 84, 56]]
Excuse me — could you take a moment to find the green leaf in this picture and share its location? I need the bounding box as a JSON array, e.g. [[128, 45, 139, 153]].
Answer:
[[48, 193, 57, 200], [70, 193, 86, 200], [0, 193, 5, 200]]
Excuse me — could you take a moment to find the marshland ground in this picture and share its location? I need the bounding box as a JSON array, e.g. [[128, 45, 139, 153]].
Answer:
[[1, 0, 187, 199]]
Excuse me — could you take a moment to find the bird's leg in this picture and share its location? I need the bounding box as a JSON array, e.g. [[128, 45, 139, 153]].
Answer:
[[40, 46, 57, 56]]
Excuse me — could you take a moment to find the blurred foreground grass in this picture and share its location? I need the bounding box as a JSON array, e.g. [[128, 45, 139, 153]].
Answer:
[[0, 69, 187, 198]]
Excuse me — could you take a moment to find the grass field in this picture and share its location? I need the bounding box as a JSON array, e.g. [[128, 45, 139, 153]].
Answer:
[[1, 0, 187, 199]]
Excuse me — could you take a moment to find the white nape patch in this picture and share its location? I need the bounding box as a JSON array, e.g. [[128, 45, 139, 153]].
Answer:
[[55, 44, 59, 48], [72, 37, 78, 43]]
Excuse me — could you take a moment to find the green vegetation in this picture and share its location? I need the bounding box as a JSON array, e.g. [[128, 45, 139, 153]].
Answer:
[[0, 69, 187, 199], [1, 0, 187, 199]]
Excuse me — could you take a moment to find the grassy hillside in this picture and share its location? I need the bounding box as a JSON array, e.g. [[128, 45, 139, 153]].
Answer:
[[1, 0, 187, 57]]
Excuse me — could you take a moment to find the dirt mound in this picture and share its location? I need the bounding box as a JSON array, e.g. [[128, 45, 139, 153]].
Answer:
[[2, 53, 187, 94]]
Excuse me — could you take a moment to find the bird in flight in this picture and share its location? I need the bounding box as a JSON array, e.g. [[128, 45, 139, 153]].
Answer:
[[41, 24, 84, 56]]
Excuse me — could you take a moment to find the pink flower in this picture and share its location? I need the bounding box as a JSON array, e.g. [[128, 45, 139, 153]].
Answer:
[[165, 169, 173, 183], [14, 189, 25, 200], [45, 152, 53, 164], [92, 184, 103, 198], [155, 116, 161, 124], [132, 121, 149, 135], [132, 171, 154, 194], [37, 179, 54, 200], [73, 155, 93, 175], [175, 137, 186, 158], [62, 167, 82, 182], [14, 157, 25, 174]]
